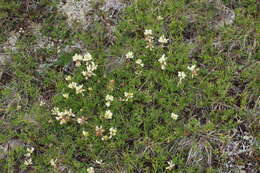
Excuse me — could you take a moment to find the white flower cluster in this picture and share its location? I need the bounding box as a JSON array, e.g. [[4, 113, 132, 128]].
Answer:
[[72, 53, 92, 66], [95, 126, 105, 136], [51, 107, 75, 124], [176, 65, 199, 85], [104, 110, 113, 119], [135, 59, 144, 67], [65, 75, 72, 81], [178, 71, 186, 85], [77, 116, 86, 125], [157, 16, 163, 21], [24, 147, 34, 166], [166, 160, 175, 170], [109, 127, 117, 138], [158, 54, 168, 70], [124, 92, 134, 101], [126, 51, 134, 59], [82, 61, 98, 80], [72, 52, 98, 80], [68, 82, 85, 95], [158, 35, 168, 45], [95, 126, 117, 141], [50, 158, 58, 168], [105, 94, 114, 107], [171, 113, 179, 120], [63, 93, 69, 99], [144, 29, 154, 50], [87, 167, 95, 173], [82, 130, 89, 137], [187, 64, 199, 78]]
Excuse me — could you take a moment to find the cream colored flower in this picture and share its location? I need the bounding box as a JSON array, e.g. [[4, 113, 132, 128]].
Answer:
[[158, 54, 167, 64], [157, 16, 163, 20], [158, 54, 168, 70], [64, 108, 75, 117], [82, 62, 98, 80], [65, 75, 72, 81], [68, 82, 77, 89], [24, 153, 31, 158], [27, 147, 34, 154], [75, 61, 81, 67], [75, 84, 85, 95], [83, 52, 92, 62], [104, 110, 113, 119], [87, 167, 95, 173], [51, 107, 60, 115], [187, 64, 198, 78], [171, 113, 179, 120], [135, 59, 144, 67], [126, 51, 134, 59], [101, 135, 110, 141], [124, 92, 133, 101], [24, 158, 32, 166], [95, 160, 103, 165], [95, 126, 105, 136], [82, 130, 89, 137], [144, 29, 153, 36], [40, 101, 46, 106], [105, 102, 111, 107], [63, 93, 69, 99], [105, 95, 113, 107], [77, 116, 86, 125], [50, 158, 58, 168], [109, 127, 117, 138], [158, 35, 168, 44], [166, 160, 175, 170], [72, 53, 83, 62], [105, 95, 114, 102], [178, 71, 186, 85]]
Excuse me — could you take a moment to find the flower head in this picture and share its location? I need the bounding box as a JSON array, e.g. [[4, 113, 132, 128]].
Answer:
[[126, 51, 134, 59], [82, 130, 89, 137], [124, 92, 133, 101], [166, 160, 175, 170], [65, 75, 72, 81], [75, 84, 85, 95], [171, 113, 179, 120], [104, 110, 113, 119], [24, 158, 32, 166], [101, 135, 110, 141], [158, 35, 168, 44], [63, 93, 69, 99], [27, 147, 34, 154], [77, 116, 86, 125], [87, 167, 95, 173], [178, 71, 186, 85], [83, 52, 92, 62], [95, 126, 105, 136], [135, 59, 144, 67], [50, 158, 58, 168], [187, 64, 198, 78], [95, 160, 103, 165], [40, 101, 45, 106], [109, 127, 117, 138], [68, 82, 77, 89], [72, 53, 83, 62], [144, 29, 153, 36], [158, 54, 168, 70], [105, 95, 114, 102], [157, 16, 163, 20]]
